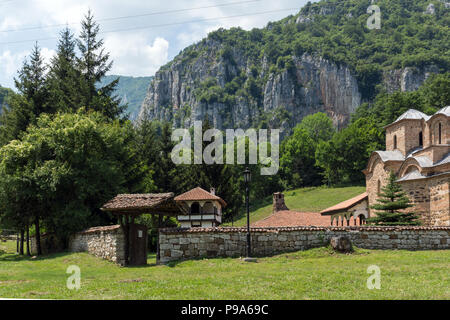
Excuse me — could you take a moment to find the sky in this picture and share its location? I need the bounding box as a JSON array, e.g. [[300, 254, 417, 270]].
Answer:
[[0, 0, 315, 89]]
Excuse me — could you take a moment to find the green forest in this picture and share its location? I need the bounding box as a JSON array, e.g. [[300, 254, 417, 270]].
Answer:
[[0, 0, 449, 256], [98, 75, 153, 120]]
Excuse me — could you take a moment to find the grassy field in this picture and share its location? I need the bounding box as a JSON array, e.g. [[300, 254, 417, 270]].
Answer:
[[229, 186, 366, 226], [1, 240, 448, 299]]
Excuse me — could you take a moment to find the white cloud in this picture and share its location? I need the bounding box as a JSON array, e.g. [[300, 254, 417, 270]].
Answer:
[[41, 47, 57, 65], [0, 50, 28, 86], [0, 0, 309, 86], [105, 34, 169, 76]]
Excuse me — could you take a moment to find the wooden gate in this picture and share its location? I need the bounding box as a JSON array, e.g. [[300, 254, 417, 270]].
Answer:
[[129, 224, 148, 266]]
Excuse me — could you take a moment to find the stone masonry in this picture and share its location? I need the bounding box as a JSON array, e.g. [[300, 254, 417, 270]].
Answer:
[[69, 225, 126, 266], [159, 226, 450, 263]]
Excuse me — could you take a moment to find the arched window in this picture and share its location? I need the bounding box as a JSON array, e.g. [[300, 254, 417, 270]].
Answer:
[[358, 214, 366, 225], [438, 123, 442, 144], [419, 131, 423, 146], [190, 202, 200, 214], [377, 180, 381, 194], [393, 135, 397, 150]]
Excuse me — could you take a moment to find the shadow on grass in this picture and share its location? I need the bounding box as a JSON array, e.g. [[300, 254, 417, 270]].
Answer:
[[0, 250, 74, 262]]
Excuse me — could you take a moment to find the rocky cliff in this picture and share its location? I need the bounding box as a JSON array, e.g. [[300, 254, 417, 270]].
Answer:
[[138, 0, 448, 135]]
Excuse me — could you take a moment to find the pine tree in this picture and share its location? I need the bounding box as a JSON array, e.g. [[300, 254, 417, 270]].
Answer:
[[47, 27, 82, 112], [15, 42, 49, 119], [367, 171, 421, 226], [0, 43, 48, 145], [77, 9, 124, 119]]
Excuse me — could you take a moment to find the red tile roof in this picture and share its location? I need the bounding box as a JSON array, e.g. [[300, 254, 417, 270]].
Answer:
[[320, 192, 368, 215], [252, 210, 331, 227], [174, 187, 227, 207]]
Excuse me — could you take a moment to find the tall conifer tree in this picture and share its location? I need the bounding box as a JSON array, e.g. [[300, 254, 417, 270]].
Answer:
[[367, 171, 420, 226], [77, 9, 123, 119], [47, 27, 81, 112]]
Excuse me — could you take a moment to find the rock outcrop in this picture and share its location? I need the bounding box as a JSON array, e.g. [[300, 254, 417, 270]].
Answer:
[[139, 49, 363, 134]]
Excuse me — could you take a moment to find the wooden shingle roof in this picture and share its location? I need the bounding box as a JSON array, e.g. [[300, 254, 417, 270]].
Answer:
[[100, 193, 181, 216]]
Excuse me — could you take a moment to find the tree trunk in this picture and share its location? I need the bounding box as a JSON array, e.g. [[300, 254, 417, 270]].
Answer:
[[26, 225, 30, 256], [35, 216, 42, 256], [19, 229, 24, 255]]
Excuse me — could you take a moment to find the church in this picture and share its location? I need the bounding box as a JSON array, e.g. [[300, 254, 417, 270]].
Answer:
[[321, 106, 449, 226]]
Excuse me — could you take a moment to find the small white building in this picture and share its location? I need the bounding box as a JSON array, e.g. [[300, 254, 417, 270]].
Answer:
[[174, 187, 227, 228]]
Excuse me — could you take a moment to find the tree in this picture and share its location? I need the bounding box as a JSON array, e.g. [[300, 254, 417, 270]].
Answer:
[[0, 44, 48, 146], [0, 111, 144, 250], [315, 117, 384, 185], [298, 112, 335, 144], [280, 125, 320, 189], [366, 171, 420, 226], [46, 27, 82, 113], [77, 9, 124, 119]]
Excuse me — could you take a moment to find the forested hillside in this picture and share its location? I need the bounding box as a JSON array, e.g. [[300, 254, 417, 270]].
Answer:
[[139, 0, 449, 135], [99, 75, 153, 120], [0, 86, 13, 113]]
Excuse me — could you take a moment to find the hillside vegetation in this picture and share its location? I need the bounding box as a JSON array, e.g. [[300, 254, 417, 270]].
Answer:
[[99, 75, 153, 120], [0, 86, 13, 113]]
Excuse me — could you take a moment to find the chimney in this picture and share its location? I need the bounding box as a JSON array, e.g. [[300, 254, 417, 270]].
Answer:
[[210, 187, 215, 195], [273, 192, 289, 213]]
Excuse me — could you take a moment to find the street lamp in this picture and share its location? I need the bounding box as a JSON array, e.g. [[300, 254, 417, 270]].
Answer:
[[243, 167, 253, 260]]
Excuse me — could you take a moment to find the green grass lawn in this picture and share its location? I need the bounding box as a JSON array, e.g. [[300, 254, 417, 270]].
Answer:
[[0, 240, 448, 299], [228, 186, 366, 226]]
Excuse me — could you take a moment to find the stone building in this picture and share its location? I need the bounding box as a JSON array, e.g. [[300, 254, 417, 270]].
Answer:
[[322, 106, 449, 226], [174, 187, 226, 228]]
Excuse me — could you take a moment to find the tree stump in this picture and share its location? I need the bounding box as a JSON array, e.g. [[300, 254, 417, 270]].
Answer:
[[330, 236, 353, 253]]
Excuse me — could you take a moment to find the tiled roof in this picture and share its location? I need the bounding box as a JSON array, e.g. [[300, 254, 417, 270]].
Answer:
[[174, 187, 227, 207], [393, 109, 430, 123], [101, 193, 176, 212], [434, 153, 450, 166], [396, 170, 426, 182], [411, 155, 434, 167], [435, 106, 450, 117], [252, 210, 331, 227], [320, 192, 368, 215], [375, 150, 405, 162]]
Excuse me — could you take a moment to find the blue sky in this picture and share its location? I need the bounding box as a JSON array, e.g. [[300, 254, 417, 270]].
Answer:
[[0, 0, 315, 89]]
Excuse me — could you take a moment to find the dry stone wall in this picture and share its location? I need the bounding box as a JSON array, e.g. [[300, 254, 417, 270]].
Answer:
[[159, 226, 450, 263], [69, 225, 125, 266]]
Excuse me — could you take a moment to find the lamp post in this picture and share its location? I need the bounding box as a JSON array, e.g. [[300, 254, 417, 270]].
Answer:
[[243, 167, 253, 260]]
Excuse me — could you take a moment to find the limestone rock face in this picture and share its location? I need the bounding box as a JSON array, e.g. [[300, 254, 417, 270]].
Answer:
[[330, 236, 353, 253], [383, 65, 440, 94], [139, 50, 363, 136], [138, 38, 438, 136]]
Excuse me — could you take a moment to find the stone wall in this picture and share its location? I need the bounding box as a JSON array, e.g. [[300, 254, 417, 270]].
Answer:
[[159, 226, 450, 263], [68, 225, 125, 266], [30, 234, 65, 255], [399, 174, 450, 226]]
